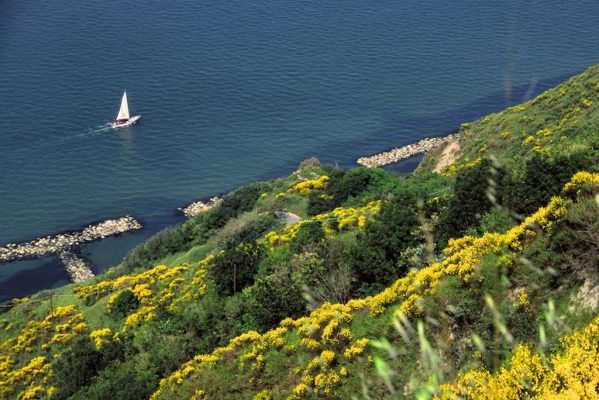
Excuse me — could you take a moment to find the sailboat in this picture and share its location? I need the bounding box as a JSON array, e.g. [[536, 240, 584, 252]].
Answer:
[[110, 90, 141, 129]]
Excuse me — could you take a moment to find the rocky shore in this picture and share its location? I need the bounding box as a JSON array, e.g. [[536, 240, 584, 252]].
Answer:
[[178, 196, 222, 218], [357, 133, 459, 168], [57, 250, 95, 283], [0, 216, 142, 264]]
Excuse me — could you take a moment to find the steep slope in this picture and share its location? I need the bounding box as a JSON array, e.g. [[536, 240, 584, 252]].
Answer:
[[418, 64, 599, 174], [0, 66, 598, 400], [150, 173, 598, 399]]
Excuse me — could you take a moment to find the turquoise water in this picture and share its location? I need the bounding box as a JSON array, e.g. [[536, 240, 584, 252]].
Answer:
[[1, 0, 599, 301]]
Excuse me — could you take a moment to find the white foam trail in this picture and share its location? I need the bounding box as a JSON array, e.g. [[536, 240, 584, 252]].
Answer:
[[1, 123, 115, 180]]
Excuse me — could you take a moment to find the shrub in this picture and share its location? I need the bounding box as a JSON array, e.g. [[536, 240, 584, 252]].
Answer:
[[211, 241, 265, 296], [438, 159, 503, 244], [306, 167, 389, 216], [507, 152, 593, 215], [289, 221, 325, 253], [248, 273, 305, 329], [111, 289, 139, 317], [51, 336, 105, 400], [117, 183, 267, 275], [70, 359, 158, 400]]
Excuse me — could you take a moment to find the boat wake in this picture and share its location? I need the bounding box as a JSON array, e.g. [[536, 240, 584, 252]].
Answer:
[[1, 124, 116, 181]]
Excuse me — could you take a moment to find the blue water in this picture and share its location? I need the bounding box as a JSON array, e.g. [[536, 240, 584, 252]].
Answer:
[[1, 0, 599, 301]]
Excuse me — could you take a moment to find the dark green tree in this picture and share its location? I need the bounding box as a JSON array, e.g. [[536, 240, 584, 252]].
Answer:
[[211, 241, 264, 296], [51, 336, 105, 399], [438, 159, 502, 243], [289, 221, 325, 253], [110, 289, 139, 317]]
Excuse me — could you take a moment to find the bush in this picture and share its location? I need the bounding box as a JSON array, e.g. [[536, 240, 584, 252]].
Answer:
[[115, 183, 267, 275], [289, 221, 325, 253], [248, 273, 306, 329], [203, 183, 267, 232], [110, 289, 139, 317], [70, 359, 158, 400], [211, 241, 265, 296], [438, 159, 503, 244], [507, 152, 593, 215], [344, 195, 421, 295], [306, 167, 389, 216], [51, 336, 105, 399]]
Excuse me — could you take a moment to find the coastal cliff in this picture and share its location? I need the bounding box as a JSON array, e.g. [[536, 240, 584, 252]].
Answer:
[[0, 65, 598, 400]]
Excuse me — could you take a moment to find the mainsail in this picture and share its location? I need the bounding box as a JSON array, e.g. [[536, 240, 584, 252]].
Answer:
[[116, 91, 130, 120]]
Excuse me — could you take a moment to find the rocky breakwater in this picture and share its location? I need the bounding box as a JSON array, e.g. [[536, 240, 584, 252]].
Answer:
[[357, 133, 459, 168], [178, 196, 222, 218], [57, 251, 95, 283], [0, 216, 142, 264]]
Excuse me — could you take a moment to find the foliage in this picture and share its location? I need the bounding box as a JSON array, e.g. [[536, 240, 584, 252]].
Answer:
[[506, 151, 595, 215], [51, 336, 104, 399], [210, 242, 265, 296], [437, 158, 503, 244], [306, 167, 388, 215], [288, 220, 325, 253], [116, 183, 266, 274], [70, 359, 158, 400], [149, 172, 593, 399], [110, 289, 139, 317], [2, 67, 599, 400]]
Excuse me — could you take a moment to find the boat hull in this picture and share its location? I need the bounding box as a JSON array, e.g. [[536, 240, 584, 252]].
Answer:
[[111, 115, 141, 129]]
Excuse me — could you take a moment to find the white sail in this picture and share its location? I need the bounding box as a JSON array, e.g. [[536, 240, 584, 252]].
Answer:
[[116, 91, 130, 120]]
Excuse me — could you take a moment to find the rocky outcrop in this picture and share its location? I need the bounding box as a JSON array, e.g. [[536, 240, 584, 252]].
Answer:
[[357, 133, 459, 168], [57, 250, 95, 283], [0, 216, 142, 263], [178, 197, 222, 218]]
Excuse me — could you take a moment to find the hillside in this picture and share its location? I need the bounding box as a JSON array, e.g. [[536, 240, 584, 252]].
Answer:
[[1, 66, 598, 400]]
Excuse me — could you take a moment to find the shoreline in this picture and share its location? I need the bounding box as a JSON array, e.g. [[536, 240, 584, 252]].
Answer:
[[357, 131, 459, 168], [0, 132, 455, 292], [1, 131, 458, 265], [0, 216, 142, 264], [177, 196, 223, 218]]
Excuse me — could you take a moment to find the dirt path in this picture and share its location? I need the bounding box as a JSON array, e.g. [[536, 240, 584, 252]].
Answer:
[[434, 140, 461, 172], [275, 211, 301, 225]]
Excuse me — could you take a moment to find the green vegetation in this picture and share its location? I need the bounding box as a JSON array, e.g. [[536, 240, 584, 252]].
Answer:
[[1, 65, 598, 400]]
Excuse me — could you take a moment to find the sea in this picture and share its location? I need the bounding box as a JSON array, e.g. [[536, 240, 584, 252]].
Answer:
[[1, 0, 599, 302]]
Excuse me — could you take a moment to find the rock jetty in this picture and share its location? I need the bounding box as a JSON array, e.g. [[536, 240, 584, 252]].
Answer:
[[57, 251, 95, 283], [178, 196, 222, 218], [0, 216, 142, 264], [357, 133, 459, 168]]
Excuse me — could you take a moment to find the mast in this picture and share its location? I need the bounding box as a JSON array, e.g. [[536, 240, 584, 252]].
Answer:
[[116, 91, 130, 121]]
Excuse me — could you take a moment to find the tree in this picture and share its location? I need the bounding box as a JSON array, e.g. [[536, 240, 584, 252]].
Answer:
[[289, 221, 325, 253], [438, 159, 502, 243], [211, 241, 264, 296], [110, 289, 139, 317], [51, 336, 105, 399], [507, 152, 591, 215]]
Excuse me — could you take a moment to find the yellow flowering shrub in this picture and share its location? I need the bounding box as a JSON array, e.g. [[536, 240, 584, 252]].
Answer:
[[290, 175, 330, 195], [0, 356, 53, 400], [320, 350, 335, 365], [314, 371, 341, 395], [513, 291, 530, 313], [253, 389, 272, 400], [151, 173, 592, 400], [523, 135, 535, 146], [265, 201, 381, 250], [562, 171, 599, 199], [90, 328, 112, 349], [440, 316, 599, 399], [343, 338, 369, 359]]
